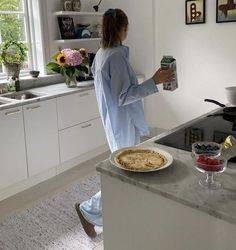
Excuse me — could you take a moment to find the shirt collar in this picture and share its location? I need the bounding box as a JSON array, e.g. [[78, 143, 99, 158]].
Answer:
[[119, 45, 129, 58]]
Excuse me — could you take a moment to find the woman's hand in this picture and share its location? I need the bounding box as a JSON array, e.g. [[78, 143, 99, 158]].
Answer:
[[152, 68, 175, 85]]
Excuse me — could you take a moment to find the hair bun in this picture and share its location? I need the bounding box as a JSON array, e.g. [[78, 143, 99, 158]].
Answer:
[[104, 8, 116, 18]]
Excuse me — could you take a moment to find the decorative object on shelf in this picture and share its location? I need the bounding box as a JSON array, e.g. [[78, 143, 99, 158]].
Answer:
[[0, 40, 28, 79], [216, 0, 236, 23], [93, 0, 102, 12], [76, 24, 91, 38], [57, 17, 76, 39], [72, 0, 81, 11], [91, 23, 102, 38], [62, 0, 73, 11], [185, 0, 205, 24], [29, 70, 40, 78], [47, 48, 89, 88]]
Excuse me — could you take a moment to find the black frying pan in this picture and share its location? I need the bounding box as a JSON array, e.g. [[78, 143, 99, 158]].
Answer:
[[204, 99, 236, 116], [207, 112, 236, 131]]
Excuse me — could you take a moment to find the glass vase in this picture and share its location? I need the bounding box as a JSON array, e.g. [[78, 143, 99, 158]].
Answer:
[[65, 75, 77, 88]]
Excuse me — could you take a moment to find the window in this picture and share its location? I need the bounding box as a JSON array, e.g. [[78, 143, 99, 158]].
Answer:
[[0, 0, 44, 79]]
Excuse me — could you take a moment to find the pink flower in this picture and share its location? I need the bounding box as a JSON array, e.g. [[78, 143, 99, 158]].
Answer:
[[61, 48, 83, 66]]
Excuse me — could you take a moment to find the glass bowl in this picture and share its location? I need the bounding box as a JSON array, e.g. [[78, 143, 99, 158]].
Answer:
[[191, 153, 227, 189], [192, 141, 222, 157]]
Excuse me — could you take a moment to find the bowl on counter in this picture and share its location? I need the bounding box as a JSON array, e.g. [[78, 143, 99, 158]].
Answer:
[[225, 86, 236, 106], [29, 70, 40, 78], [192, 141, 222, 157]]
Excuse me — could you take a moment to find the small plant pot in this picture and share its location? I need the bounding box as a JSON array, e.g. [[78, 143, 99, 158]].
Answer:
[[3, 63, 21, 79]]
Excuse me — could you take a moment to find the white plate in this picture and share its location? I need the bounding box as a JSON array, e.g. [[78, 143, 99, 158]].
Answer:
[[109, 146, 173, 172]]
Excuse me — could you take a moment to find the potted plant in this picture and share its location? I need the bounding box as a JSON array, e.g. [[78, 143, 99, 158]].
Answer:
[[0, 40, 28, 79]]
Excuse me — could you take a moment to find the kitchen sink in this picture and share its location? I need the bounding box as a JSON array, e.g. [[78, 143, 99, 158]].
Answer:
[[0, 101, 6, 105], [2, 90, 46, 101], [0, 97, 14, 105]]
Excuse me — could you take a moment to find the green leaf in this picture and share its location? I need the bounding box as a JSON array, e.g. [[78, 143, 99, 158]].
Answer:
[[76, 65, 89, 74], [60, 67, 65, 76], [47, 62, 60, 73], [82, 57, 89, 64]]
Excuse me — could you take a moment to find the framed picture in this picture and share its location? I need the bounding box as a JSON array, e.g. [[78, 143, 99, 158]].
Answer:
[[57, 17, 76, 39], [216, 0, 236, 23], [185, 0, 205, 24]]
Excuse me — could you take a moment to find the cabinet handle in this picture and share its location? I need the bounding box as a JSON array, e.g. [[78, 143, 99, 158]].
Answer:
[[81, 123, 92, 129], [79, 92, 89, 97], [5, 109, 21, 116], [26, 105, 41, 110]]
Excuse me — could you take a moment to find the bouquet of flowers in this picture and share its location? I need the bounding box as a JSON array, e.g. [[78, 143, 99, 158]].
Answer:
[[47, 48, 89, 87]]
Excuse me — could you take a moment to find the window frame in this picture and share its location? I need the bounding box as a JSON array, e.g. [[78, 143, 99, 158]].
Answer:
[[0, 0, 39, 80]]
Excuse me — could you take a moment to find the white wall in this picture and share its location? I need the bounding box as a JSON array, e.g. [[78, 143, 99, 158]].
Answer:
[[44, 0, 236, 132], [100, 0, 155, 78], [150, 0, 236, 130]]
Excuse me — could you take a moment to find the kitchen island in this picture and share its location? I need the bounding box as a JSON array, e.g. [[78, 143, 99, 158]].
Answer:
[[96, 112, 236, 250]]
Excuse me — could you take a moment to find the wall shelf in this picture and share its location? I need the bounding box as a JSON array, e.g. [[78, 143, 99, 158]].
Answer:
[[55, 38, 101, 43], [53, 11, 104, 16]]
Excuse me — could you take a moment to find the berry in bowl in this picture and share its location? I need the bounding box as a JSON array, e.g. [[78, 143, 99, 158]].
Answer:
[[192, 153, 227, 189], [192, 141, 222, 157], [195, 154, 226, 173]]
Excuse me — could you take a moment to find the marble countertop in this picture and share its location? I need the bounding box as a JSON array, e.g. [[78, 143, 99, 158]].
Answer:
[[96, 114, 236, 226], [0, 81, 94, 111], [0, 74, 145, 111]]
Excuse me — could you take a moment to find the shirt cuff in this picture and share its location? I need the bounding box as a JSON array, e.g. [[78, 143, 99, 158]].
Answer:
[[140, 78, 159, 96]]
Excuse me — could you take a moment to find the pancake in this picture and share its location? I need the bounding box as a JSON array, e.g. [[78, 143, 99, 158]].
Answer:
[[114, 148, 167, 171]]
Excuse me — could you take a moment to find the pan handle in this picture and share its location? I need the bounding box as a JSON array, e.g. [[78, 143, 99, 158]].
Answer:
[[204, 99, 226, 107]]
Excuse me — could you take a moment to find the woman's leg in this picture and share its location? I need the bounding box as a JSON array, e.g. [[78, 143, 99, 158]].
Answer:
[[79, 191, 103, 226]]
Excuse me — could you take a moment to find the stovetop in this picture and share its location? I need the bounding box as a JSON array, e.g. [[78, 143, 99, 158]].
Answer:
[[155, 109, 236, 161]]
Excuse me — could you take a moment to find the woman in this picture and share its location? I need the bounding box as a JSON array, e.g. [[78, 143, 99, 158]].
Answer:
[[75, 8, 174, 238]]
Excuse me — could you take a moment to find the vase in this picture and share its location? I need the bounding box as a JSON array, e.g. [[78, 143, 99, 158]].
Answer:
[[65, 75, 77, 88], [62, 0, 73, 11], [3, 63, 21, 79], [72, 0, 81, 11]]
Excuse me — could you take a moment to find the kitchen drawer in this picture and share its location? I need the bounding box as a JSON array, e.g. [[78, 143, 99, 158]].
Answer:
[[59, 117, 106, 162], [57, 89, 100, 130]]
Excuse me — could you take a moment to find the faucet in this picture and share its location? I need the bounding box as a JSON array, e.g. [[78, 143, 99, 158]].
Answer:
[[11, 77, 20, 92]]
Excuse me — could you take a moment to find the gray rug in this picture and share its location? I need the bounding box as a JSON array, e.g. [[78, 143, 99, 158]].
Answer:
[[0, 173, 102, 250]]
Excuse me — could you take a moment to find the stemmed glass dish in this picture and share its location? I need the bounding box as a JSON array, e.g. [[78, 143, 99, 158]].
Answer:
[[192, 142, 227, 189]]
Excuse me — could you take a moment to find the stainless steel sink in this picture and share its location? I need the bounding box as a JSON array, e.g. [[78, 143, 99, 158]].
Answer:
[[0, 97, 14, 105], [2, 90, 46, 101]]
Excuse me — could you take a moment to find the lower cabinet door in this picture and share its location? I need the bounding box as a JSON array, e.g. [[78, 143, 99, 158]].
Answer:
[[0, 107, 27, 190], [59, 118, 106, 163], [23, 99, 59, 176]]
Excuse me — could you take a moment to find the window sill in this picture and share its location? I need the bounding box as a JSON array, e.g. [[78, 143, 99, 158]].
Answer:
[[0, 74, 65, 91]]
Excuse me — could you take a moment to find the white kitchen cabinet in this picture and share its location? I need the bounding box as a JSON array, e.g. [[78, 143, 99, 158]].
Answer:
[[57, 89, 100, 130], [0, 106, 27, 189], [57, 89, 107, 163], [23, 99, 59, 177], [59, 117, 106, 162]]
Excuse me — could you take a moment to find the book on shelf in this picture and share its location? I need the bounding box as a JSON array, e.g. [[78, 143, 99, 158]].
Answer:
[[57, 16, 76, 39]]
